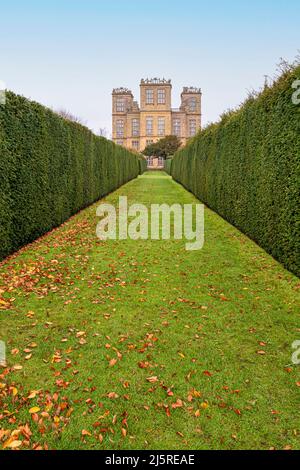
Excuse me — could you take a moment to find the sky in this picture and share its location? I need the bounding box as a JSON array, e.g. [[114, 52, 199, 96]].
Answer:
[[0, 0, 299, 136]]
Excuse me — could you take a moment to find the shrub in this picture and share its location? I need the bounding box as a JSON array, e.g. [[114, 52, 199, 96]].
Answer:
[[0, 91, 141, 260], [164, 157, 173, 174], [171, 66, 300, 277]]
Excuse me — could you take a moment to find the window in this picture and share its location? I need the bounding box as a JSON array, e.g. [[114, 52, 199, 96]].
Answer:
[[116, 140, 124, 146], [173, 118, 181, 137], [146, 89, 154, 105], [146, 117, 153, 136], [132, 119, 140, 137], [116, 98, 125, 112], [132, 141, 139, 150], [189, 98, 197, 112], [189, 119, 197, 137], [158, 89, 166, 104], [146, 140, 154, 146], [116, 119, 124, 137], [158, 117, 165, 136]]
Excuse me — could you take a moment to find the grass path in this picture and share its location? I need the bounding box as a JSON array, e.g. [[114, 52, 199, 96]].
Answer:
[[0, 171, 299, 450]]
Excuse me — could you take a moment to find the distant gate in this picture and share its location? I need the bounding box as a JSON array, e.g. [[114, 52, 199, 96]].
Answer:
[[147, 156, 164, 169]]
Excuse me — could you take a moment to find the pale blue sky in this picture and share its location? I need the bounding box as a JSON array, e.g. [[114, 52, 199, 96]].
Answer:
[[1, 0, 299, 135]]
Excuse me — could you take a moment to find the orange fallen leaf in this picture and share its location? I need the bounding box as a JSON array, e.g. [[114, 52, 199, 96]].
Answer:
[[203, 371, 212, 377], [4, 439, 23, 449], [146, 376, 158, 383], [107, 392, 119, 399], [76, 331, 86, 338]]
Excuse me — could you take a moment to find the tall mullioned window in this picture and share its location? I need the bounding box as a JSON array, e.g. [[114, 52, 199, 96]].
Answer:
[[146, 89, 154, 104], [189, 119, 197, 137], [189, 98, 197, 112], [116, 119, 125, 137], [158, 117, 165, 136], [173, 119, 181, 137], [116, 98, 125, 112], [146, 117, 153, 136], [158, 89, 166, 104], [132, 141, 139, 150], [132, 119, 140, 137]]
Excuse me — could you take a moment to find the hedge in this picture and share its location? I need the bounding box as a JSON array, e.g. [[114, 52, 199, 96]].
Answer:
[[0, 91, 143, 260], [171, 66, 300, 277], [138, 155, 148, 174], [164, 157, 173, 174]]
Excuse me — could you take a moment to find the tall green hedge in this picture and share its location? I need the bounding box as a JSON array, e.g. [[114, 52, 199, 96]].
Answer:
[[164, 157, 173, 174], [171, 66, 300, 277], [138, 155, 148, 174], [0, 91, 143, 260]]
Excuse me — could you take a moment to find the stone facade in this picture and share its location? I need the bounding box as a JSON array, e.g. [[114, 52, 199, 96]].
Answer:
[[112, 79, 202, 151]]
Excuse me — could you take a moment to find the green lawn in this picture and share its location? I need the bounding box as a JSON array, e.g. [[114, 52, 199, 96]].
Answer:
[[0, 171, 299, 450]]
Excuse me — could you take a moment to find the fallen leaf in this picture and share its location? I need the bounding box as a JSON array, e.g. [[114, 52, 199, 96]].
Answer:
[[4, 439, 23, 449], [29, 407, 40, 414], [203, 371, 212, 377], [146, 376, 158, 383]]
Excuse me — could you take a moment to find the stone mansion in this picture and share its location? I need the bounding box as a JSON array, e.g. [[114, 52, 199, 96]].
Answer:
[[112, 78, 202, 151]]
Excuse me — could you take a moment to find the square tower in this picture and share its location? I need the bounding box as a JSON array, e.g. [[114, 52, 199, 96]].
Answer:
[[139, 78, 172, 151], [112, 87, 134, 146], [180, 87, 202, 142]]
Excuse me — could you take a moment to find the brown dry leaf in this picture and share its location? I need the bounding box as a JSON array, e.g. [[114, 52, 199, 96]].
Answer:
[[76, 331, 86, 338], [121, 428, 127, 438], [3, 439, 23, 449], [138, 361, 150, 369], [81, 429, 92, 437], [107, 392, 119, 399], [172, 399, 183, 409], [257, 350, 266, 355], [146, 376, 158, 383], [109, 358, 118, 367]]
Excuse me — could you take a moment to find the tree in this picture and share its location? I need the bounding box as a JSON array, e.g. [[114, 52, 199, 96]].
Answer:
[[98, 128, 108, 138], [143, 135, 182, 158], [56, 109, 86, 125]]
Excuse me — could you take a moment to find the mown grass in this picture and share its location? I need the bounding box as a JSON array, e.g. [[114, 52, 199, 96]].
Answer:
[[0, 171, 299, 450]]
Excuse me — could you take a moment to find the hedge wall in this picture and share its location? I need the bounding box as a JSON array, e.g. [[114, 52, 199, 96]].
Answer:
[[0, 91, 143, 260], [171, 66, 300, 277], [138, 155, 148, 174], [164, 157, 173, 174]]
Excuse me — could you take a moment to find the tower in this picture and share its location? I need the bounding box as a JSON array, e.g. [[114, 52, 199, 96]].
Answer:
[[139, 78, 172, 151], [112, 87, 134, 146], [180, 87, 202, 142]]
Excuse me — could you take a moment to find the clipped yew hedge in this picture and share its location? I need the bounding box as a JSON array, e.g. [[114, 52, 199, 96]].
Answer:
[[164, 157, 173, 174], [171, 66, 300, 276], [0, 91, 142, 260]]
